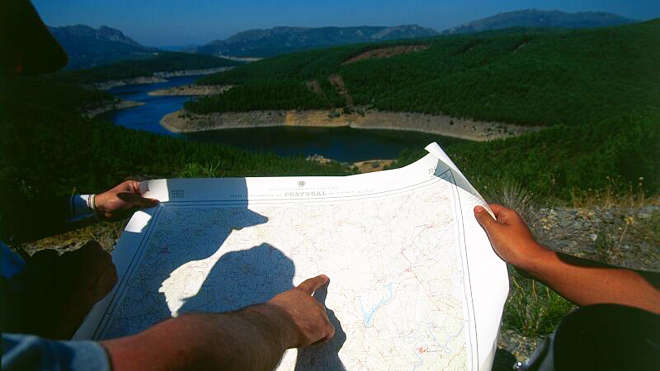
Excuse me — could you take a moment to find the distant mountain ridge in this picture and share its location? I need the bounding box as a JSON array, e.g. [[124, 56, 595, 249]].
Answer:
[[442, 9, 636, 34], [48, 25, 157, 69], [195, 25, 438, 58]]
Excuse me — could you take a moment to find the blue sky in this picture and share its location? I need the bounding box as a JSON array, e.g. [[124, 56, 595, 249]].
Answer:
[[33, 0, 660, 47]]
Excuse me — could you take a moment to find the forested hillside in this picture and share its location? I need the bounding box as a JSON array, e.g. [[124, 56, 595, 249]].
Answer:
[[1, 21, 657, 211], [55, 52, 241, 84], [190, 20, 660, 128], [392, 109, 660, 199], [182, 20, 660, 199]]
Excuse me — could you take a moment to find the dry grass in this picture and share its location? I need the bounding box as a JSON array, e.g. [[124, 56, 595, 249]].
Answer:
[[570, 177, 655, 209], [21, 220, 126, 256]]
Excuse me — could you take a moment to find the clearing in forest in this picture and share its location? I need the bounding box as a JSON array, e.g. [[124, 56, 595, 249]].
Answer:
[[343, 44, 430, 64]]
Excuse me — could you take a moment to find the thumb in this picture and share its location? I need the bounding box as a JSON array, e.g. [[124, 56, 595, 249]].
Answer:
[[474, 205, 498, 232], [122, 193, 160, 208]]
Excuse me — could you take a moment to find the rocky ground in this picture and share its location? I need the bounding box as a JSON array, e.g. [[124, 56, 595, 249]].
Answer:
[[528, 204, 659, 272], [494, 201, 659, 367], [305, 154, 394, 173]]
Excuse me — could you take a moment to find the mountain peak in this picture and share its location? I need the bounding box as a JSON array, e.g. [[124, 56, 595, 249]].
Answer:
[[442, 9, 636, 35], [197, 25, 438, 58], [47, 24, 156, 69]]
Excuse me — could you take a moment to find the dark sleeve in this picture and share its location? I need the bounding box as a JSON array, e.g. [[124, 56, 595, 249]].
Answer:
[[0, 195, 94, 244], [1, 333, 111, 371]]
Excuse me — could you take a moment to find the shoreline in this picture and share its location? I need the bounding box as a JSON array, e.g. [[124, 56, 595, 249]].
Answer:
[[85, 67, 233, 91], [148, 84, 232, 96], [161, 109, 540, 141], [82, 99, 144, 118]]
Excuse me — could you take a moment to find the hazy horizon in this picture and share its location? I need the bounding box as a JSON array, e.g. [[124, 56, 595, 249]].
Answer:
[[33, 0, 659, 47]]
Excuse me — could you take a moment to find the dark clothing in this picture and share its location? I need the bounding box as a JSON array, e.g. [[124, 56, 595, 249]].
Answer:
[[522, 304, 660, 371]]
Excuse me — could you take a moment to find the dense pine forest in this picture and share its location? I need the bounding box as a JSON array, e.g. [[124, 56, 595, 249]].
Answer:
[[184, 20, 660, 199], [402, 109, 660, 200], [190, 21, 660, 128]]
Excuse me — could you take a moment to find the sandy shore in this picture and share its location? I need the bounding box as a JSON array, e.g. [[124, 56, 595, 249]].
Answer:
[[161, 109, 540, 141], [153, 67, 232, 78], [148, 85, 232, 96], [82, 99, 144, 118], [85, 77, 168, 91], [86, 67, 234, 91]]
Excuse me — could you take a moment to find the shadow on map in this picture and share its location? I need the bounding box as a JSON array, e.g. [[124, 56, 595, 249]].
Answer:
[[129, 177, 347, 369], [296, 282, 347, 371], [178, 244, 347, 371], [128, 200, 270, 331]]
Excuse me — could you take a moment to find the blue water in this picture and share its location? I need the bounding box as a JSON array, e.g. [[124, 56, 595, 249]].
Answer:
[[359, 282, 395, 327], [99, 76, 197, 136], [101, 76, 467, 162]]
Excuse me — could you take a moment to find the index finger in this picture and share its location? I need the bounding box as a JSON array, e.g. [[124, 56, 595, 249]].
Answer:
[[297, 275, 329, 295]]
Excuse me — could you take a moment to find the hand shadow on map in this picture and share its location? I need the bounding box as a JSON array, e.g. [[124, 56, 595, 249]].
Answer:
[[178, 243, 346, 371], [104, 188, 271, 338]]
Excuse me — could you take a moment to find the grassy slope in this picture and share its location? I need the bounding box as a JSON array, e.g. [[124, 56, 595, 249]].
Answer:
[[390, 109, 660, 199], [54, 52, 242, 84], [191, 21, 660, 127]]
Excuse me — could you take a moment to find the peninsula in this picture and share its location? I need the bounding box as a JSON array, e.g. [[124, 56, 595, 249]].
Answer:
[[160, 109, 538, 141]]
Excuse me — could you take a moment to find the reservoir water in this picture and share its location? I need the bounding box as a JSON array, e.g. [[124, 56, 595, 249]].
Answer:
[[101, 76, 466, 162]]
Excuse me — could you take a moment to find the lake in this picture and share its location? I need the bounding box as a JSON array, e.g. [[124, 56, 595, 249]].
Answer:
[[101, 76, 467, 162]]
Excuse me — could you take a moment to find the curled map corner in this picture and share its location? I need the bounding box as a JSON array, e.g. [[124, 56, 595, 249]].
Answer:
[[425, 142, 494, 218]]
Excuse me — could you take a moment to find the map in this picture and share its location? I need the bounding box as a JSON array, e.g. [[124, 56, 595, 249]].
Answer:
[[74, 143, 509, 371]]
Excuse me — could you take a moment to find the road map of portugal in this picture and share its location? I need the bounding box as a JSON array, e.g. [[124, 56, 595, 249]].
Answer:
[[76, 144, 509, 371]]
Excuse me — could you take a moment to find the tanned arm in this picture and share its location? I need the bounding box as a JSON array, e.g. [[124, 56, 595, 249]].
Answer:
[[474, 204, 660, 314], [101, 275, 335, 371]]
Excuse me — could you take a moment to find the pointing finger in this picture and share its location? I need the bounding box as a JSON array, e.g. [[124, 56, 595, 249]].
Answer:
[[297, 275, 329, 295]]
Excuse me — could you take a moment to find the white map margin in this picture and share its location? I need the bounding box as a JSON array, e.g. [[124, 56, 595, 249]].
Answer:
[[73, 142, 509, 371], [425, 143, 509, 371]]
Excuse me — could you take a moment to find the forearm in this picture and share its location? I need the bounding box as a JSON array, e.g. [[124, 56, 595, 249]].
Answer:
[[101, 304, 296, 371], [1, 195, 95, 244], [524, 245, 660, 314]]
